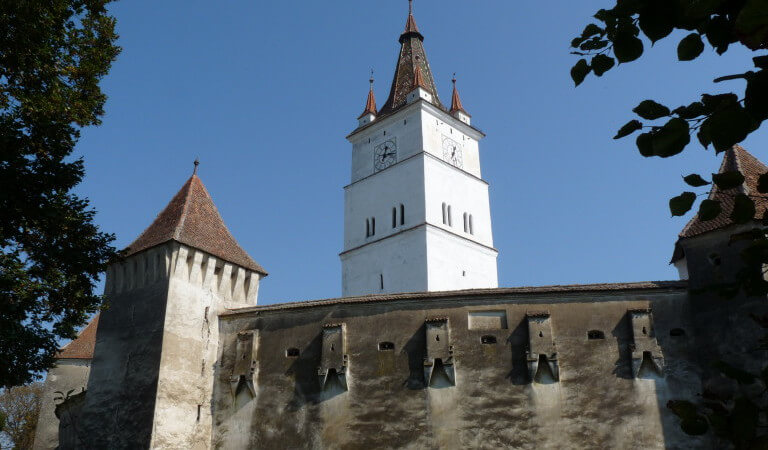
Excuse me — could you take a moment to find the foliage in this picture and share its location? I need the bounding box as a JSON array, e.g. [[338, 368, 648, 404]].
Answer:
[[570, 0, 768, 222], [0, 1, 120, 387], [0, 383, 44, 450]]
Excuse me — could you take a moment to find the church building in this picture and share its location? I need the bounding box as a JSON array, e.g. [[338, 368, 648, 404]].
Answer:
[[33, 4, 768, 449]]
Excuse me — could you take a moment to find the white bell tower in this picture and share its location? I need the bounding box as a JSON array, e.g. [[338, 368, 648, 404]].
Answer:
[[340, 4, 498, 296]]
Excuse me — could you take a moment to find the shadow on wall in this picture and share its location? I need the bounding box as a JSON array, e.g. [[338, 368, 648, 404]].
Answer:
[[611, 315, 634, 380], [401, 323, 427, 390], [507, 319, 530, 385]]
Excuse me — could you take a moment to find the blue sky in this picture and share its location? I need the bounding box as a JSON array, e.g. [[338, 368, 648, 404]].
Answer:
[[74, 1, 767, 305]]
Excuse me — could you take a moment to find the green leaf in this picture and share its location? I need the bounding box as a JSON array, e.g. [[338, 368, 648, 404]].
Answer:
[[638, 1, 674, 42], [652, 118, 690, 157], [580, 38, 609, 51], [755, 55, 768, 69], [705, 15, 732, 54], [706, 102, 756, 152], [698, 199, 722, 221], [683, 174, 710, 187], [581, 23, 604, 38], [701, 93, 739, 110], [673, 102, 708, 119], [713, 360, 757, 384], [731, 194, 756, 224], [571, 37, 585, 48], [745, 70, 768, 121], [697, 120, 711, 148], [712, 171, 745, 190], [613, 32, 644, 63], [633, 100, 671, 120], [591, 54, 615, 76], [614, 119, 642, 139], [636, 132, 654, 157], [735, 0, 768, 50], [670, 192, 697, 216], [677, 33, 705, 61], [571, 59, 591, 87], [758, 173, 768, 193]]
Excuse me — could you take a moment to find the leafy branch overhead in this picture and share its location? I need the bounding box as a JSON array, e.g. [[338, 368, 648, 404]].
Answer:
[[571, 0, 768, 220]]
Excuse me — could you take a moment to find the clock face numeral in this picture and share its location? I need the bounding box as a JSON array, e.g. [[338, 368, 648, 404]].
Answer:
[[442, 136, 463, 168], [374, 139, 398, 171]]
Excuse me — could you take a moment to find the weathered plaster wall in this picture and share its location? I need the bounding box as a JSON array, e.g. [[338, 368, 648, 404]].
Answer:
[[212, 284, 706, 449], [32, 360, 91, 450], [74, 242, 260, 449]]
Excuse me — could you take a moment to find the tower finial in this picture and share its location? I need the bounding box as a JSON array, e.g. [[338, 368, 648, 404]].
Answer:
[[193, 157, 199, 175], [370, 68, 374, 86], [409, 0, 413, 15], [452, 72, 457, 85]]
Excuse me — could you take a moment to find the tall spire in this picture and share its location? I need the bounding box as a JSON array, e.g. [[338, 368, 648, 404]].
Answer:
[[358, 70, 377, 119], [378, 1, 442, 116], [450, 74, 468, 115]]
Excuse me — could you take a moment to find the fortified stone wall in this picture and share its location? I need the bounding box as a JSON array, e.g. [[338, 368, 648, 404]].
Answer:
[[212, 282, 707, 449]]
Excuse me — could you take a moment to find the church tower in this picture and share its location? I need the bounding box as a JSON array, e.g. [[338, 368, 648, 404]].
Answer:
[[341, 3, 498, 296]]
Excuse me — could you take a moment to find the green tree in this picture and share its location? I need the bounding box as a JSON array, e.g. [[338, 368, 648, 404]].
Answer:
[[571, 1, 768, 447], [0, 1, 120, 387]]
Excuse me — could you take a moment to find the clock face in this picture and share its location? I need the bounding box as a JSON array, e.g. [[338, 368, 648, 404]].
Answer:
[[442, 136, 463, 168], [374, 139, 397, 171]]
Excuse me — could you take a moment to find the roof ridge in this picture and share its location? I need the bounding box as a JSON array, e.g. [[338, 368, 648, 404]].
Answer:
[[174, 176, 196, 240]]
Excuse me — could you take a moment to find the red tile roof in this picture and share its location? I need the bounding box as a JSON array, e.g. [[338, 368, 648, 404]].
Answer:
[[124, 175, 267, 275], [450, 77, 468, 116], [679, 145, 768, 239], [57, 314, 99, 359], [357, 77, 377, 119], [378, 9, 443, 116]]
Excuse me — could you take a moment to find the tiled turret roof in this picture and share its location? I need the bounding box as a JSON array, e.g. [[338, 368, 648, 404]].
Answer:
[[678, 145, 768, 239], [378, 5, 443, 116], [57, 314, 99, 359], [450, 76, 469, 116], [358, 75, 377, 119], [124, 175, 267, 275]]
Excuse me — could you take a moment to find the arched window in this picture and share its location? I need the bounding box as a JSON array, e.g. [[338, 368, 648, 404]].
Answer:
[[371, 217, 375, 235], [400, 204, 405, 225], [447, 206, 452, 226], [366, 218, 370, 237], [442, 203, 447, 224], [469, 214, 474, 235], [392, 207, 397, 228], [463, 213, 468, 232]]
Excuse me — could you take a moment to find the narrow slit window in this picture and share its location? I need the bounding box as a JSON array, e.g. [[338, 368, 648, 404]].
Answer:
[[481, 335, 497, 344], [469, 214, 474, 235], [447, 206, 453, 227], [392, 207, 397, 228], [463, 213, 468, 232], [371, 217, 376, 235], [400, 204, 405, 225], [442, 203, 447, 225], [587, 330, 605, 340], [366, 218, 370, 237], [379, 273, 384, 290], [378, 342, 394, 351]]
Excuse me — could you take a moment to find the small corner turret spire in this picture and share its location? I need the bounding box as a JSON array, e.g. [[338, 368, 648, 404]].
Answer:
[[402, 0, 421, 39], [358, 70, 378, 120], [450, 74, 467, 115], [413, 62, 427, 89], [193, 157, 200, 175]]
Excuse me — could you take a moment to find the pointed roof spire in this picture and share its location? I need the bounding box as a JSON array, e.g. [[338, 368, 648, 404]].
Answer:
[[358, 70, 378, 119], [378, 1, 442, 116], [450, 74, 469, 115], [678, 145, 768, 240], [125, 174, 267, 275]]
